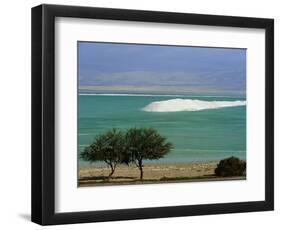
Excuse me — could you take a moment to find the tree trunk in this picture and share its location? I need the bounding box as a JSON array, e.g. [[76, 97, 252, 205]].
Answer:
[[108, 164, 115, 178], [138, 159, 143, 180], [140, 167, 143, 180]]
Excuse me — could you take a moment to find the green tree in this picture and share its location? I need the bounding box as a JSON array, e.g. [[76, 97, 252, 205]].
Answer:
[[125, 128, 172, 180], [80, 128, 126, 178]]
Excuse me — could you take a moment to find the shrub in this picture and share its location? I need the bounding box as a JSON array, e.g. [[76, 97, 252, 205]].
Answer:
[[215, 156, 246, 177]]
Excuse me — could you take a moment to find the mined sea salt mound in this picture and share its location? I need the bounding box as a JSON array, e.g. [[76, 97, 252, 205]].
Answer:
[[142, 99, 246, 112]]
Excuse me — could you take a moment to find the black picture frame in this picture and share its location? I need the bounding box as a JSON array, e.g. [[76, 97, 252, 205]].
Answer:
[[31, 4, 274, 225]]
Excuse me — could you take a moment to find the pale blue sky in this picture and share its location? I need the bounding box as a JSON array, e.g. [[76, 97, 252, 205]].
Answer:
[[78, 42, 246, 95]]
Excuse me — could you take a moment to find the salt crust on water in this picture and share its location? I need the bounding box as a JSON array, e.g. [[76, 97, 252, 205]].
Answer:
[[142, 99, 246, 112]]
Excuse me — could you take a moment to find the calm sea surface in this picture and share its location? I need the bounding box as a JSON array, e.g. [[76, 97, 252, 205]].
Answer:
[[78, 95, 246, 167]]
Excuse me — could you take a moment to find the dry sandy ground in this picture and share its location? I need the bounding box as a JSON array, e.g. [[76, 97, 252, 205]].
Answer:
[[78, 162, 245, 186]]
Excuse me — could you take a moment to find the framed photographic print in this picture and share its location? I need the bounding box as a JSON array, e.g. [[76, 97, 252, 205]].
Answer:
[[31, 4, 274, 225]]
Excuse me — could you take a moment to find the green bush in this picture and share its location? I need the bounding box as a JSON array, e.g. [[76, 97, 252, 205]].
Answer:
[[215, 156, 246, 177]]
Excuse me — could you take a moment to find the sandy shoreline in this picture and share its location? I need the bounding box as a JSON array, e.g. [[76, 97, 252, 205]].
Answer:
[[78, 161, 246, 186]]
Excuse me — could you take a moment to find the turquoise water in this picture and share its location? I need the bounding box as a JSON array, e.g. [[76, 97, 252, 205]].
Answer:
[[78, 95, 246, 167]]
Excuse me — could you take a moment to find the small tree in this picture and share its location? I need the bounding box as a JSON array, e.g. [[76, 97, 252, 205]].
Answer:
[[80, 128, 126, 178], [125, 128, 172, 180]]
